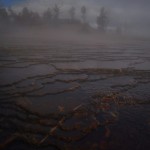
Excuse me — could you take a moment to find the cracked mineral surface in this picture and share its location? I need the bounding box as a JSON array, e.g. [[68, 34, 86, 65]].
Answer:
[[0, 38, 150, 150]]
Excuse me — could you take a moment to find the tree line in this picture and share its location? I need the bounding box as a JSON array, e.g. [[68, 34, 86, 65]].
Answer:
[[0, 4, 110, 32]]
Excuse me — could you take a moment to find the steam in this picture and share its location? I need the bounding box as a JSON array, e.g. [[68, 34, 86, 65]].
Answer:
[[0, 0, 150, 38], [10, 0, 150, 37]]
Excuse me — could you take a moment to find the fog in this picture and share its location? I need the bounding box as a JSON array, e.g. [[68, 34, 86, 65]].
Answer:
[[0, 0, 150, 40], [0, 1, 150, 150]]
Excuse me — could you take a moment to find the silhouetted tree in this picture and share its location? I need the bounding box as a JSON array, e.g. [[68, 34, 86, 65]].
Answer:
[[69, 6, 76, 22], [53, 4, 60, 23], [30, 11, 41, 25], [0, 3, 9, 31], [81, 6, 87, 24], [19, 7, 31, 25], [22, 7, 30, 18], [97, 7, 108, 32], [80, 6, 90, 33], [43, 8, 52, 24], [8, 7, 18, 24], [0, 6, 8, 22]]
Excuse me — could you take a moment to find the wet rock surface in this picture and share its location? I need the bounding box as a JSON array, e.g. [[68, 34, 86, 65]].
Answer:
[[0, 39, 150, 150]]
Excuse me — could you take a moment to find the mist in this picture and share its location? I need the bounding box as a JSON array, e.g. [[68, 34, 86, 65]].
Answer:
[[1, 1, 150, 150], [13, 0, 150, 36], [0, 0, 150, 40]]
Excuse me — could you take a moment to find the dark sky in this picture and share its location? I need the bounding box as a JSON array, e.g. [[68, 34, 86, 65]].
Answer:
[[1, 0, 25, 6], [1, 0, 150, 8]]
